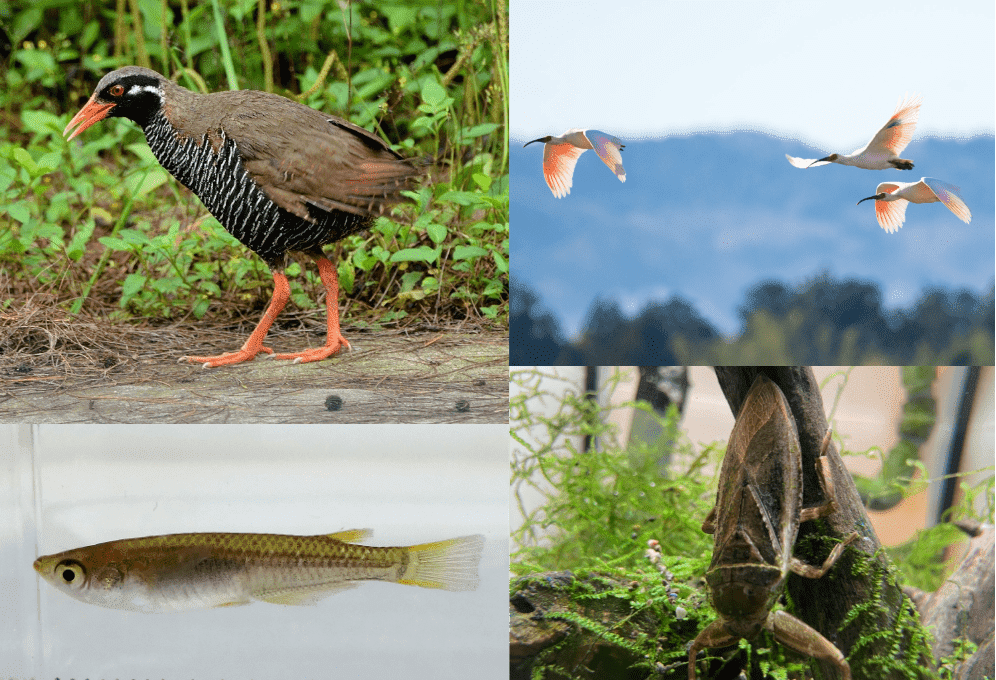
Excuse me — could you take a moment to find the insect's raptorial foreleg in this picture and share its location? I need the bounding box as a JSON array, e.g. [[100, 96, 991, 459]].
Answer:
[[799, 428, 839, 522], [767, 609, 852, 680], [687, 619, 739, 680], [789, 532, 860, 579], [701, 505, 717, 534]]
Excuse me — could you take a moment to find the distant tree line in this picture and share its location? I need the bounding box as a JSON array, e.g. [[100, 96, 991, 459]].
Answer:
[[510, 275, 995, 365]]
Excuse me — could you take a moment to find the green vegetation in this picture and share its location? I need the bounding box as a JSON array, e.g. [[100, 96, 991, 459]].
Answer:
[[1, 0, 508, 329], [510, 367, 993, 680]]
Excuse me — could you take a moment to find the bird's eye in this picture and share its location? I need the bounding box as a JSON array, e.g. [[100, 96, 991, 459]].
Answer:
[[55, 560, 86, 588], [109, 84, 125, 97]]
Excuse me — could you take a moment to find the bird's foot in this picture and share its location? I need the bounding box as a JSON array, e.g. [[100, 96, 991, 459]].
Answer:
[[180, 345, 274, 368], [272, 335, 351, 365]]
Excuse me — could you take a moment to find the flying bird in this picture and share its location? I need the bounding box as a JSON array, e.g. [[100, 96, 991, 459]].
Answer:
[[64, 66, 418, 367], [524, 128, 625, 198], [856, 177, 971, 233], [786, 94, 921, 170]]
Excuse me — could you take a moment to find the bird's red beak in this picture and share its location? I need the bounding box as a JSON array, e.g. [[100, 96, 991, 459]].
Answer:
[[64, 95, 116, 141]]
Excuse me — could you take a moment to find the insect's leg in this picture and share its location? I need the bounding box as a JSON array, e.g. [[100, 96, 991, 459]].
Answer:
[[789, 532, 860, 579], [799, 428, 838, 522], [687, 619, 738, 680], [766, 609, 852, 680], [701, 505, 717, 534]]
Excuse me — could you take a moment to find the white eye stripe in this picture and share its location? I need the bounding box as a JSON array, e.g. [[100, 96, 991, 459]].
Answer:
[[127, 84, 164, 101]]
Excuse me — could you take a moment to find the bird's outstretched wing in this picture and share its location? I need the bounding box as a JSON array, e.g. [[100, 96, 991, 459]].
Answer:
[[785, 154, 830, 169], [585, 130, 626, 182], [922, 177, 971, 224], [861, 94, 921, 156], [542, 142, 587, 198], [875, 199, 908, 233]]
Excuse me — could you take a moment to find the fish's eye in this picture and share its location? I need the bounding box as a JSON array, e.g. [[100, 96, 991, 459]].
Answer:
[[55, 560, 86, 588], [108, 84, 125, 97]]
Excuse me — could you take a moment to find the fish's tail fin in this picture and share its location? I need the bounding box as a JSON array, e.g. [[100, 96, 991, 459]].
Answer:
[[399, 534, 485, 592]]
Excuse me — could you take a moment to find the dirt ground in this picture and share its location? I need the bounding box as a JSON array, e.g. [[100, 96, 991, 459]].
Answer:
[[0, 302, 508, 424]]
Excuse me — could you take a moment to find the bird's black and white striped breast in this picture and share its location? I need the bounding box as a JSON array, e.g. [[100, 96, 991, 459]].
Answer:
[[143, 111, 316, 262], [141, 111, 367, 264]]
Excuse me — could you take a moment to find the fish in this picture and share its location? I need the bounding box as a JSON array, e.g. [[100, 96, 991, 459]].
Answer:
[[33, 529, 484, 613]]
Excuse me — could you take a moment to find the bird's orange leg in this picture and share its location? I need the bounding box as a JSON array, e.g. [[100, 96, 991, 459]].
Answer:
[[272, 254, 350, 364], [180, 270, 289, 368]]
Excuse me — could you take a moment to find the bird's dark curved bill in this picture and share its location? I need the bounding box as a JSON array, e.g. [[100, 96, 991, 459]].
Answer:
[[856, 195, 877, 205]]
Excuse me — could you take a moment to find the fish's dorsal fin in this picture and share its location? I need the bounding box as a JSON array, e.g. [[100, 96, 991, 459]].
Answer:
[[322, 528, 373, 543]]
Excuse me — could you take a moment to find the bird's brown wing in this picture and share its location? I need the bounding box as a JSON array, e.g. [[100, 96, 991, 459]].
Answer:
[[208, 91, 419, 221]]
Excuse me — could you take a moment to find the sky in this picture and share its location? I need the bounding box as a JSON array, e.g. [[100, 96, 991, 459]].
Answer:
[[512, 0, 994, 144], [1, 424, 507, 680], [512, 0, 996, 338]]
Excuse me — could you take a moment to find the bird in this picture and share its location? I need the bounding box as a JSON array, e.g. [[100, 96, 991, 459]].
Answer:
[[63, 66, 418, 367], [523, 128, 625, 198], [786, 94, 921, 170], [856, 177, 972, 233]]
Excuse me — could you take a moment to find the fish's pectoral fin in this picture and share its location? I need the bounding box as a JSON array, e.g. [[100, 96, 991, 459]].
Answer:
[[321, 528, 373, 543], [253, 582, 358, 606]]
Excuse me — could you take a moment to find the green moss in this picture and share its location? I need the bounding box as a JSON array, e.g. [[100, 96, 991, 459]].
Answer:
[[839, 546, 938, 680]]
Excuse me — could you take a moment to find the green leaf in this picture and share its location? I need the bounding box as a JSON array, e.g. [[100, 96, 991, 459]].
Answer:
[[90, 206, 114, 225], [453, 245, 489, 261], [125, 167, 170, 196], [36, 152, 62, 173], [21, 110, 63, 137], [118, 229, 152, 246], [399, 271, 424, 292], [420, 79, 447, 107], [472, 173, 492, 191], [98, 236, 132, 251], [390, 246, 440, 264], [12, 148, 38, 176], [7, 201, 31, 225], [192, 297, 211, 319], [352, 248, 377, 272], [426, 223, 448, 244], [120, 273, 148, 307], [371, 245, 392, 263], [492, 250, 508, 274], [338, 261, 355, 294], [66, 220, 96, 261], [381, 5, 418, 32], [437, 190, 488, 207], [460, 123, 500, 139]]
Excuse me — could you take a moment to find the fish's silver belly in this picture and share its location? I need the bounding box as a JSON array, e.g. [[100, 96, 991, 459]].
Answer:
[[121, 556, 402, 612]]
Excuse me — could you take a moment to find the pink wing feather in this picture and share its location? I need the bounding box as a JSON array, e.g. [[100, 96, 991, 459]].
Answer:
[[542, 142, 586, 198]]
